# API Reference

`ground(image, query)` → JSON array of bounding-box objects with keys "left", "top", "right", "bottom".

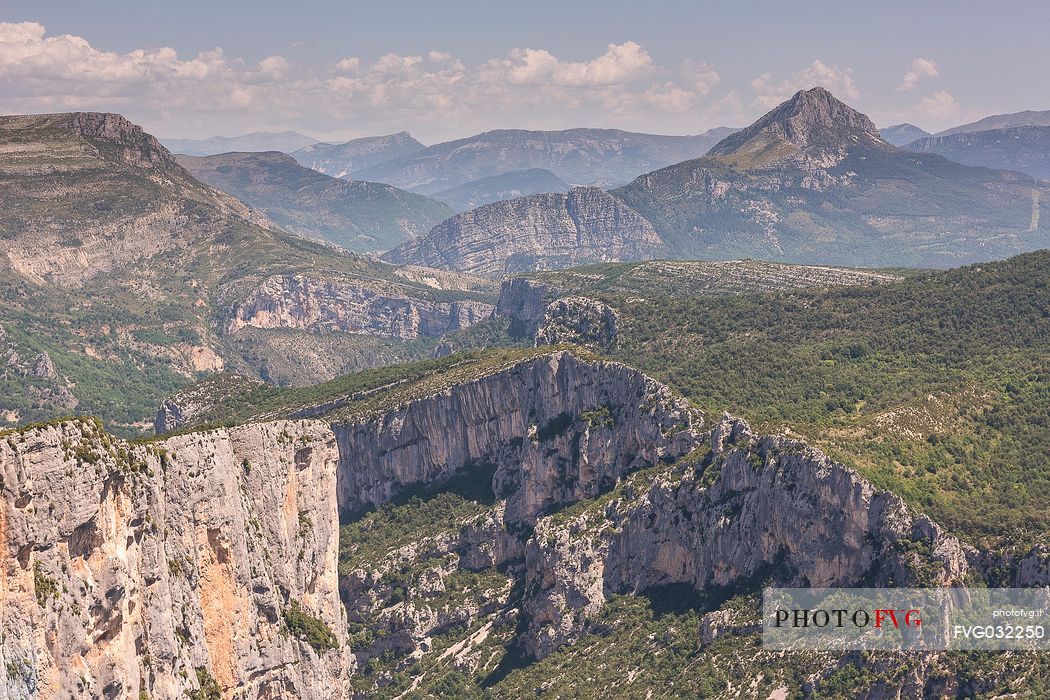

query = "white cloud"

[
  {"left": 681, "top": 59, "right": 720, "bottom": 96},
  {"left": 915, "top": 90, "right": 960, "bottom": 118},
  {"left": 751, "top": 60, "right": 860, "bottom": 108},
  {"left": 897, "top": 57, "right": 939, "bottom": 91},
  {"left": 0, "top": 22, "right": 737, "bottom": 140},
  {"left": 480, "top": 41, "right": 654, "bottom": 87}
]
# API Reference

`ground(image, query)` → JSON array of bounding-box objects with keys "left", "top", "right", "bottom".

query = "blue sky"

[{"left": 1, "top": 0, "right": 1046, "bottom": 142}]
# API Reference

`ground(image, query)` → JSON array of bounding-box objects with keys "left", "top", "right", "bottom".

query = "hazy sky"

[{"left": 1, "top": 0, "right": 1046, "bottom": 143}]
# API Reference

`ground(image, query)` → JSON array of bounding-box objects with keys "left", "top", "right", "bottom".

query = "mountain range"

[
  {"left": 0, "top": 112, "right": 495, "bottom": 430},
  {"left": 177, "top": 151, "right": 454, "bottom": 251},
  {"left": 385, "top": 88, "right": 1049, "bottom": 275},
  {"left": 2, "top": 100, "right": 1049, "bottom": 700},
  {"left": 433, "top": 167, "right": 571, "bottom": 211},
  {"left": 161, "top": 129, "right": 319, "bottom": 155},
  {"left": 352, "top": 126, "right": 738, "bottom": 194},
  {"left": 903, "top": 126, "right": 1050, "bottom": 180},
  {"left": 290, "top": 131, "right": 426, "bottom": 178},
  {"left": 936, "top": 108, "right": 1050, "bottom": 136}
]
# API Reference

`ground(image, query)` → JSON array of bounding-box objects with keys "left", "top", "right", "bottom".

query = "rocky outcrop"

[
  {"left": 707, "top": 86, "right": 891, "bottom": 171},
  {"left": 154, "top": 374, "right": 266, "bottom": 434},
  {"left": 535, "top": 296, "right": 619, "bottom": 351},
  {"left": 381, "top": 187, "right": 666, "bottom": 277},
  {"left": 494, "top": 278, "right": 560, "bottom": 338},
  {"left": 331, "top": 351, "right": 700, "bottom": 525},
  {"left": 0, "top": 418, "right": 350, "bottom": 699},
  {"left": 227, "top": 274, "right": 494, "bottom": 340},
  {"left": 7, "top": 112, "right": 178, "bottom": 170},
  {"left": 519, "top": 415, "right": 972, "bottom": 658}
]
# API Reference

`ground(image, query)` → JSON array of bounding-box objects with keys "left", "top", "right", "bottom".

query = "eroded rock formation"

[
  {"left": 381, "top": 187, "right": 666, "bottom": 277},
  {"left": 3, "top": 350, "right": 1043, "bottom": 696},
  {"left": 228, "top": 274, "right": 494, "bottom": 340},
  {"left": 0, "top": 418, "right": 350, "bottom": 699}
]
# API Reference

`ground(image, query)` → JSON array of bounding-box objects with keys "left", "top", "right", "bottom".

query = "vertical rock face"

[
  {"left": 0, "top": 418, "right": 350, "bottom": 699},
  {"left": 227, "top": 274, "right": 494, "bottom": 340},
  {"left": 332, "top": 351, "right": 700, "bottom": 526},
  {"left": 494, "top": 278, "right": 560, "bottom": 338},
  {"left": 4, "top": 350, "right": 1042, "bottom": 694},
  {"left": 381, "top": 187, "right": 666, "bottom": 277},
  {"left": 518, "top": 415, "right": 973, "bottom": 658}
]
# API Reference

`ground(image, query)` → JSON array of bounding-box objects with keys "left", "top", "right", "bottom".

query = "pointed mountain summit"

[
  {"left": 388, "top": 87, "right": 1048, "bottom": 274},
  {"left": 707, "top": 87, "right": 890, "bottom": 169}
]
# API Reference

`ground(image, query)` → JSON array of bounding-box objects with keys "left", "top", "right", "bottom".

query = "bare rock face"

[
  {"left": 28, "top": 353, "right": 57, "bottom": 380},
  {"left": 27, "top": 112, "right": 177, "bottom": 169},
  {"left": 228, "top": 274, "right": 494, "bottom": 340},
  {"left": 494, "top": 278, "right": 561, "bottom": 338},
  {"left": 381, "top": 187, "right": 666, "bottom": 277},
  {"left": 519, "top": 415, "right": 972, "bottom": 658},
  {"left": 332, "top": 351, "right": 700, "bottom": 526},
  {"left": 534, "top": 296, "right": 618, "bottom": 351},
  {"left": 0, "top": 418, "right": 351, "bottom": 699},
  {"left": 707, "top": 87, "right": 890, "bottom": 172}
]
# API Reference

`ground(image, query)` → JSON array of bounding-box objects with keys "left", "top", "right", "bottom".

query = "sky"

[{"left": 1, "top": 0, "right": 1047, "bottom": 144}]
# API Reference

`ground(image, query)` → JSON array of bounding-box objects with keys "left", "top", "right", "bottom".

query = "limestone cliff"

[
  {"left": 534, "top": 297, "right": 619, "bottom": 351},
  {"left": 331, "top": 351, "right": 699, "bottom": 525},
  {"left": 0, "top": 418, "right": 350, "bottom": 699},
  {"left": 381, "top": 187, "right": 665, "bottom": 277},
  {"left": 519, "top": 415, "right": 972, "bottom": 657},
  {"left": 3, "top": 350, "right": 1043, "bottom": 696},
  {"left": 493, "top": 278, "right": 560, "bottom": 338},
  {"left": 227, "top": 274, "right": 494, "bottom": 340}
]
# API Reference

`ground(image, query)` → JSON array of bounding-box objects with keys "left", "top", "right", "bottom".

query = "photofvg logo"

[{"left": 763, "top": 588, "right": 1049, "bottom": 651}]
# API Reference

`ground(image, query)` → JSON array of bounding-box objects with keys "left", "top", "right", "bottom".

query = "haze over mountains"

[
  {"left": 160, "top": 130, "right": 319, "bottom": 155},
  {"left": 386, "top": 88, "right": 1048, "bottom": 275},
  {"left": 903, "top": 126, "right": 1050, "bottom": 180},
  {"left": 353, "top": 127, "right": 738, "bottom": 193},
  {"left": 935, "top": 108, "right": 1050, "bottom": 136},
  {"left": 290, "top": 131, "right": 426, "bottom": 178},
  {"left": 433, "top": 168, "right": 571, "bottom": 211},
  {"left": 177, "top": 151, "right": 453, "bottom": 251},
  {"left": 879, "top": 123, "right": 932, "bottom": 146}
]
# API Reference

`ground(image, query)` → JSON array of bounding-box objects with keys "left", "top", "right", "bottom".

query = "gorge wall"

[
  {"left": 227, "top": 274, "right": 494, "bottom": 341},
  {"left": 2, "top": 350, "right": 1045, "bottom": 697},
  {"left": 0, "top": 418, "right": 350, "bottom": 699}
]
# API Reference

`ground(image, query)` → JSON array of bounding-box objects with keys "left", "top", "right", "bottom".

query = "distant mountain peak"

[
  {"left": 708, "top": 87, "right": 887, "bottom": 168},
  {"left": 879, "top": 123, "right": 933, "bottom": 146}
]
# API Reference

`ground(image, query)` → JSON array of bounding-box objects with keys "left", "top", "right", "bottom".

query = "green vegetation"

[
  {"left": 178, "top": 151, "right": 454, "bottom": 252},
  {"left": 340, "top": 462, "right": 497, "bottom": 573},
  {"left": 33, "top": 561, "right": 59, "bottom": 607},
  {"left": 0, "top": 119, "right": 497, "bottom": 436},
  {"left": 188, "top": 667, "right": 221, "bottom": 700},
  {"left": 282, "top": 600, "right": 338, "bottom": 652},
  {"left": 578, "top": 251, "right": 1049, "bottom": 549}
]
